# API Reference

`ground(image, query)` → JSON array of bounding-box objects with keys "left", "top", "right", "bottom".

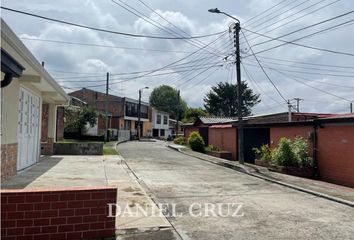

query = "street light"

[
  {"left": 138, "top": 87, "right": 149, "bottom": 140},
  {"left": 208, "top": 8, "right": 244, "bottom": 164}
]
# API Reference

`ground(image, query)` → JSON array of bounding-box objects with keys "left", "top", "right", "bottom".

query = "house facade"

[
  {"left": 66, "top": 88, "right": 151, "bottom": 137},
  {"left": 152, "top": 108, "right": 170, "bottom": 138},
  {"left": 1, "top": 20, "right": 69, "bottom": 181}
]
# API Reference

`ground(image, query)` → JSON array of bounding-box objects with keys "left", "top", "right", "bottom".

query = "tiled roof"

[{"left": 199, "top": 117, "right": 237, "bottom": 124}]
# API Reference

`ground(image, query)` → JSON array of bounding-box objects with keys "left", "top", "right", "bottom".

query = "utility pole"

[
  {"left": 234, "top": 22, "right": 244, "bottom": 164},
  {"left": 208, "top": 8, "right": 243, "bottom": 164},
  {"left": 287, "top": 100, "right": 292, "bottom": 122},
  {"left": 176, "top": 90, "right": 180, "bottom": 137},
  {"left": 137, "top": 87, "right": 149, "bottom": 141},
  {"left": 104, "top": 72, "right": 109, "bottom": 143},
  {"left": 293, "top": 98, "right": 303, "bottom": 112},
  {"left": 138, "top": 89, "right": 142, "bottom": 141},
  {"left": 350, "top": 102, "right": 353, "bottom": 113}
]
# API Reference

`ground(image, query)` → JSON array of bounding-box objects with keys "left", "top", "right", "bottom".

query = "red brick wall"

[
  {"left": 56, "top": 107, "right": 64, "bottom": 141},
  {"left": 1, "top": 143, "right": 18, "bottom": 182},
  {"left": 184, "top": 126, "right": 199, "bottom": 139},
  {"left": 209, "top": 127, "right": 237, "bottom": 160},
  {"left": 1, "top": 186, "right": 117, "bottom": 240},
  {"left": 69, "top": 89, "right": 124, "bottom": 117},
  {"left": 270, "top": 125, "right": 313, "bottom": 149},
  {"left": 41, "top": 104, "right": 49, "bottom": 142},
  {"left": 317, "top": 125, "right": 354, "bottom": 187}
]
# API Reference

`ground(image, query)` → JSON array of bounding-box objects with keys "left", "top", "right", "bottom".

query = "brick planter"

[
  {"left": 255, "top": 159, "right": 270, "bottom": 167},
  {"left": 206, "top": 151, "right": 233, "bottom": 161},
  {"left": 1, "top": 186, "right": 117, "bottom": 239},
  {"left": 270, "top": 166, "right": 313, "bottom": 178}
]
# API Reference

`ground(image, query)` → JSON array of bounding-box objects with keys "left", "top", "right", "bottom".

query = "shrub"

[
  {"left": 253, "top": 144, "right": 272, "bottom": 162},
  {"left": 272, "top": 138, "right": 296, "bottom": 167},
  {"left": 188, "top": 131, "right": 205, "bottom": 153},
  {"left": 205, "top": 144, "right": 222, "bottom": 152},
  {"left": 173, "top": 136, "right": 187, "bottom": 145},
  {"left": 293, "top": 137, "right": 313, "bottom": 167}
]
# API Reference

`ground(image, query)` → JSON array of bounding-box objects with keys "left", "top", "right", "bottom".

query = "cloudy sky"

[{"left": 1, "top": 0, "right": 354, "bottom": 115}]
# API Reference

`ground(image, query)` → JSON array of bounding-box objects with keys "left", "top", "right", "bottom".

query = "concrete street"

[{"left": 118, "top": 140, "right": 354, "bottom": 240}]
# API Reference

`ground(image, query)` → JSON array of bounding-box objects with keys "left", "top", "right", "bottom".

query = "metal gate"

[{"left": 244, "top": 128, "right": 270, "bottom": 164}]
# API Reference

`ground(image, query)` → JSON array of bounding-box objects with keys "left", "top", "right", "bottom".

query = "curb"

[{"left": 168, "top": 145, "right": 354, "bottom": 208}]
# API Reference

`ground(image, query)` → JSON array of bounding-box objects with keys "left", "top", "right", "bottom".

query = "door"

[
  {"left": 244, "top": 128, "right": 270, "bottom": 164},
  {"left": 17, "top": 87, "right": 40, "bottom": 170},
  {"left": 199, "top": 127, "right": 209, "bottom": 146}
]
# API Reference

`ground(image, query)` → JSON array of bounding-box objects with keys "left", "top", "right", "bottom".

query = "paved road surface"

[{"left": 118, "top": 141, "right": 354, "bottom": 240}]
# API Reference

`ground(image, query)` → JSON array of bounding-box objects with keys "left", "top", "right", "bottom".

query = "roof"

[
  {"left": 198, "top": 117, "right": 237, "bottom": 125},
  {"left": 1, "top": 19, "right": 69, "bottom": 104},
  {"left": 210, "top": 124, "right": 233, "bottom": 129}
]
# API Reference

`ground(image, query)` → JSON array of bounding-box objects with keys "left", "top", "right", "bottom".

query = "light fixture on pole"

[
  {"left": 208, "top": 8, "right": 244, "bottom": 164},
  {"left": 138, "top": 87, "right": 149, "bottom": 141}
]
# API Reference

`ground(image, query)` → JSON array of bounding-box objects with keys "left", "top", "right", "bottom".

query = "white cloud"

[{"left": 2, "top": 0, "right": 353, "bottom": 114}]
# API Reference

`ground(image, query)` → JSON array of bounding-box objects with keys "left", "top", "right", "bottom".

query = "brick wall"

[
  {"left": 1, "top": 143, "right": 18, "bottom": 182},
  {"left": 69, "top": 88, "right": 124, "bottom": 117},
  {"left": 270, "top": 125, "right": 313, "bottom": 149},
  {"left": 56, "top": 107, "right": 64, "bottom": 141},
  {"left": 209, "top": 127, "right": 237, "bottom": 160},
  {"left": 317, "top": 125, "right": 354, "bottom": 187},
  {"left": 41, "top": 138, "right": 54, "bottom": 156},
  {"left": 1, "top": 186, "right": 117, "bottom": 240},
  {"left": 41, "top": 104, "right": 49, "bottom": 142},
  {"left": 184, "top": 126, "right": 199, "bottom": 139}
]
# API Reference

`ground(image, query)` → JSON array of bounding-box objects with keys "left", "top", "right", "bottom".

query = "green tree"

[
  {"left": 64, "top": 106, "right": 99, "bottom": 134},
  {"left": 183, "top": 107, "right": 208, "bottom": 123},
  {"left": 203, "top": 81, "right": 260, "bottom": 117},
  {"left": 149, "top": 85, "right": 187, "bottom": 119}
]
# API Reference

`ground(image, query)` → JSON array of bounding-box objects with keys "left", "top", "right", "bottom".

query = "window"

[
  {"left": 160, "top": 129, "right": 165, "bottom": 136},
  {"left": 163, "top": 116, "right": 168, "bottom": 125},
  {"left": 156, "top": 114, "right": 161, "bottom": 124}
]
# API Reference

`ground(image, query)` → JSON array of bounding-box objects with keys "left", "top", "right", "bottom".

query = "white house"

[
  {"left": 1, "top": 19, "right": 69, "bottom": 181},
  {"left": 151, "top": 108, "right": 170, "bottom": 138}
]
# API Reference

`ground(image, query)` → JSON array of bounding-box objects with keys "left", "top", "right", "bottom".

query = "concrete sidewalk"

[
  {"left": 168, "top": 144, "right": 354, "bottom": 207},
  {"left": 1, "top": 155, "right": 170, "bottom": 235}
]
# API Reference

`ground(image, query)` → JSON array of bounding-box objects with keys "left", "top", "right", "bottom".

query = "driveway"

[{"left": 118, "top": 140, "right": 354, "bottom": 240}]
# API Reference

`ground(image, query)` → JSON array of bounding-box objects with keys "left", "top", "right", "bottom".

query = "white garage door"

[{"left": 17, "top": 87, "right": 41, "bottom": 170}]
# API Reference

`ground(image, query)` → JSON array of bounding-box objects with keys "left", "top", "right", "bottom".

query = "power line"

[
  {"left": 243, "top": 19, "right": 354, "bottom": 57},
  {"left": 1, "top": 6, "right": 226, "bottom": 40},
  {"left": 56, "top": 63, "right": 223, "bottom": 83},
  {"left": 242, "top": 61, "right": 354, "bottom": 78},
  {"left": 179, "top": 65, "right": 223, "bottom": 87},
  {"left": 249, "top": 10, "right": 354, "bottom": 47},
  {"left": 245, "top": 58, "right": 354, "bottom": 74},
  {"left": 244, "top": 0, "right": 310, "bottom": 30},
  {"left": 241, "top": 62, "right": 285, "bottom": 106},
  {"left": 256, "top": 56, "right": 354, "bottom": 69},
  {"left": 84, "top": 32, "right": 229, "bottom": 87},
  {"left": 269, "top": 67, "right": 352, "bottom": 102},
  {"left": 243, "top": 0, "right": 290, "bottom": 25},
  {"left": 241, "top": 30, "right": 288, "bottom": 102},
  {"left": 20, "top": 37, "right": 224, "bottom": 54},
  {"left": 245, "top": 0, "right": 341, "bottom": 43},
  {"left": 136, "top": 0, "right": 224, "bottom": 55}
]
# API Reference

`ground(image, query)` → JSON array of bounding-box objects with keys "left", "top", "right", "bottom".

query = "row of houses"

[
  {"left": 56, "top": 88, "right": 183, "bottom": 141},
  {"left": 184, "top": 112, "right": 354, "bottom": 187}
]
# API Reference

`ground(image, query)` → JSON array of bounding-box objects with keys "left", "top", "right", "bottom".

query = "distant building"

[
  {"left": 63, "top": 88, "right": 152, "bottom": 137},
  {"left": 151, "top": 108, "right": 170, "bottom": 138}
]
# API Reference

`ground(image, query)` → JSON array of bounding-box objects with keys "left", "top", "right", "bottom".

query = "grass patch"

[
  {"left": 103, "top": 142, "right": 119, "bottom": 155},
  {"left": 103, "top": 147, "right": 118, "bottom": 155}
]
